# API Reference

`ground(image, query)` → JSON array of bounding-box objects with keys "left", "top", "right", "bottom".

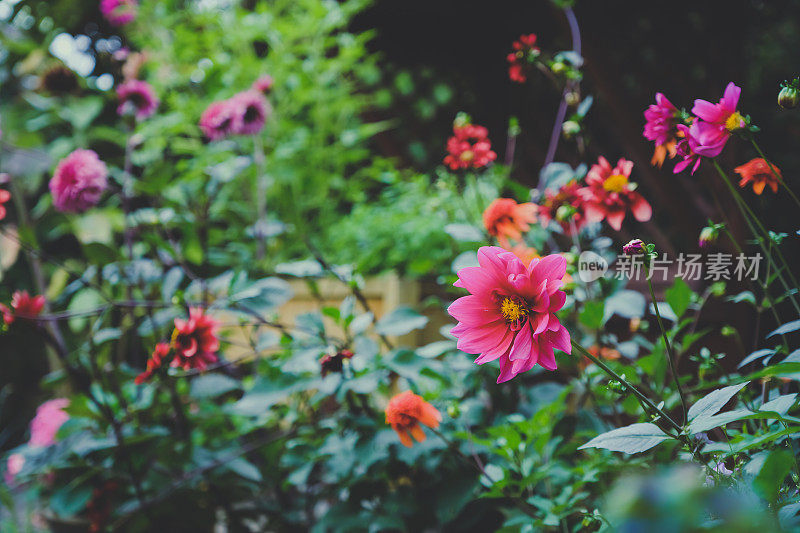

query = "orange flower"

[
  {"left": 385, "top": 391, "right": 441, "bottom": 447},
  {"left": 483, "top": 198, "right": 537, "bottom": 248},
  {"left": 579, "top": 345, "right": 621, "bottom": 370},
  {"left": 734, "top": 158, "right": 781, "bottom": 195}
]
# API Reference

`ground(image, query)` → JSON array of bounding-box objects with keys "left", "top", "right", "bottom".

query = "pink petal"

[
  {"left": 531, "top": 312, "right": 549, "bottom": 335},
  {"left": 448, "top": 295, "right": 499, "bottom": 325},
  {"left": 549, "top": 290, "right": 566, "bottom": 312},
  {"left": 549, "top": 326, "right": 571, "bottom": 353},
  {"left": 607, "top": 211, "right": 625, "bottom": 231},
  {"left": 474, "top": 328, "right": 515, "bottom": 364},
  {"left": 507, "top": 320, "right": 533, "bottom": 361},
  {"left": 631, "top": 194, "right": 652, "bottom": 222},
  {"left": 533, "top": 254, "right": 567, "bottom": 283},
  {"left": 455, "top": 321, "right": 508, "bottom": 353},
  {"left": 692, "top": 99, "right": 722, "bottom": 123}
]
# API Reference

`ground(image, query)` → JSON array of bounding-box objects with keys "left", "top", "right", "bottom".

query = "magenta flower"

[
  {"left": 4, "top": 453, "right": 24, "bottom": 485},
  {"left": 199, "top": 100, "right": 236, "bottom": 141},
  {"left": 673, "top": 124, "right": 703, "bottom": 174},
  {"left": 100, "top": 0, "right": 138, "bottom": 26},
  {"left": 116, "top": 79, "right": 159, "bottom": 120},
  {"left": 230, "top": 90, "right": 271, "bottom": 136},
  {"left": 690, "top": 82, "right": 744, "bottom": 157},
  {"left": 49, "top": 149, "right": 108, "bottom": 213},
  {"left": 252, "top": 75, "right": 274, "bottom": 94},
  {"left": 643, "top": 93, "right": 678, "bottom": 146},
  {"left": 29, "top": 398, "right": 69, "bottom": 447},
  {"left": 448, "top": 246, "right": 571, "bottom": 383}
]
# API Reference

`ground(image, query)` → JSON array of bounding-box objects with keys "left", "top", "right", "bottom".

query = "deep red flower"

[
  {"left": 320, "top": 349, "right": 354, "bottom": 377},
  {"left": 135, "top": 342, "right": 171, "bottom": 384},
  {"left": 170, "top": 308, "right": 220, "bottom": 371},
  {"left": 0, "top": 291, "right": 45, "bottom": 325},
  {"left": 385, "top": 391, "right": 441, "bottom": 447},
  {"left": 0, "top": 188, "right": 10, "bottom": 221},
  {"left": 580, "top": 157, "right": 652, "bottom": 231},
  {"left": 483, "top": 198, "right": 537, "bottom": 248},
  {"left": 506, "top": 33, "right": 540, "bottom": 83},
  {"left": 444, "top": 123, "right": 497, "bottom": 170},
  {"left": 537, "top": 180, "right": 588, "bottom": 235},
  {"left": 734, "top": 158, "right": 781, "bottom": 195}
]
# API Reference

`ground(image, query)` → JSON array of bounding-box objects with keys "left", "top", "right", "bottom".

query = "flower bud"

[
  {"left": 698, "top": 226, "right": 718, "bottom": 248},
  {"left": 561, "top": 120, "right": 580, "bottom": 138},
  {"left": 778, "top": 86, "right": 800, "bottom": 109},
  {"left": 556, "top": 204, "right": 576, "bottom": 222},
  {"left": 622, "top": 238, "right": 646, "bottom": 255}
]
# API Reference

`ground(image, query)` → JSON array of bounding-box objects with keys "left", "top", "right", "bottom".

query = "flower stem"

[
  {"left": 712, "top": 160, "right": 800, "bottom": 315},
  {"left": 572, "top": 339, "right": 683, "bottom": 434},
  {"left": 645, "top": 272, "right": 688, "bottom": 424}
]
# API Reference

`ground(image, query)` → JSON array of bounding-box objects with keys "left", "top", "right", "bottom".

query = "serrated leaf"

[
  {"left": 578, "top": 423, "right": 671, "bottom": 454},
  {"left": 688, "top": 382, "right": 749, "bottom": 421}
]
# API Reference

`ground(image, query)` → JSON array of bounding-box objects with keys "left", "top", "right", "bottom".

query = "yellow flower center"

[
  {"left": 460, "top": 150, "right": 474, "bottom": 162},
  {"left": 603, "top": 174, "right": 628, "bottom": 193},
  {"left": 500, "top": 297, "right": 528, "bottom": 323},
  {"left": 725, "top": 111, "right": 743, "bottom": 132}
]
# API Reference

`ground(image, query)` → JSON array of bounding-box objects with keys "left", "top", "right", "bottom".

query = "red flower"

[
  {"left": 0, "top": 291, "right": 45, "bottom": 325},
  {"left": 506, "top": 34, "right": 540, "bottom": 83},
  {"left": 135, "top": 342, "right": 171, "bottom": 384},
  {"left": 537, "top": 180, "right": 588, "bottom": 235},
  {"left": 444, "top": 123, "right": 497, "bottom": 170},
  {"left": 483, "top": 198, "right": 537, "bottom": 248},
  {"left": 385, "top": 391, "right": 441, "bottom": 447},
  {"left": 170, "top": 308, "right": 220, "bottom": 371},
  {"left": 734, "top": 158, "right": 781, "bottom": 195},
  {"left": 0, "top": 188, "right": 10, "bottom": 221},
  {"left": 580, "top": 157, "right": 652, "bottom": 231},
  {"left": 320, "top": 349, "right": 354, "bottom": 377}
]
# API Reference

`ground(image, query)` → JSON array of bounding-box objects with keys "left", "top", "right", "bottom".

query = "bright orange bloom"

[
  {"left": 385, "top": 391, "right": 441, "bottom": 447},
  {"left": 734, "top": 158, "right": 781, "bottom": 195},
  {"left": 483, "top": 198, "right": 537, "bottom": 248}
]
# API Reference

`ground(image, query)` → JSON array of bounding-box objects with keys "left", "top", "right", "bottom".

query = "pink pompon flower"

[
  {"left": 49, "top": 149, "right": 108, "bottom": 213},
  {"left": 444, "top": 123, "right": 497, "bottom": 170},
  {"left": 29, "top": 399, "right": 69, "bottom": 447},
  {"left": 100, "top": 0, "right": 138, "bottom": 26},
  {"left": 0, "top": 291, "right": 45, "bottom": 325},
  {"left": 580, "top": 157, "right": 652, "bottom": 231},
  {"left": 449, "top": 246, "right": 571, "bottom": 383},
  {"left": 116, "top": 79, "right": 159, "bottom": 120},
  {"left": 5, "top": 453, "right": 24, "bottom": 485},
  {"left": 170, "top": 307, "right": 220, "bottom": 372},
  {"left": 230, "top": 90, "right": 271, "bottom": 135},
  {"left": 199, "top": 100, "right": 237, "bottom": 141},
  {"left": 252, "top": 75, "right": 274, "bottom": 94}
]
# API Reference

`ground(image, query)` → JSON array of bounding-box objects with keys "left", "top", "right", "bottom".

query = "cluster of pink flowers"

[
  {"left": 49, "top": 149, "right": 109, "bottom": 213},
  {"left": 0, "top": 291, "right": 45, "bottom": 325},
  {"left": 507, "top": 34, "right": 540, "bottom": 83},
  {"left": 643, "top": 82, "right": 745, "bottom": 175},
  {"left": 443, "top": 122, "right": 497, "bottom": 170},
  {"left": 199, "top": 79, "right": 273, "bottom": 141},
  {"left": 100, "top": 0, "right": 138, "bottom": 26},
  {"left": 116, "top": 79, "right": 159, "bottom": 120},
  {"left": 448, "top": 246, "right": 571, "bottom": 383},
  {"left": 0, "top": 186, "right": 10, "bottom": 221},
  {"left": 537, "top": 157, "right": 651, "bottom": 233},
  {"left": 5, "top": 398, "right": 70, "bottom": 485}
]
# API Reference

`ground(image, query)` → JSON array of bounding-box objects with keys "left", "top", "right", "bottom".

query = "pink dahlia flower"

[
  {"left": 449, "top": 246, "right": 571, "bottom": 383},
  {"left": 230, "top": 90, "right": 271, "bottom": 136},
  {"left": 116, "top": 79, "right": 159, "bottom": 120},
  {"left": 199, "top": 100, "right": 237, "bottom": 141},
  {"left": 100, "top": 0, "right": 138, "bottom": 26},
  {"left": 689, "top": 82, "right": 743, "bottom": 157},
  {"left": 580, "top": 156, "right": 652, "bottom": 231},
  {"left": 643, "top": 93, "right": 678, "bottom": 147},
  {"left": 49, "top": 149, "right": 108, "bottom": 213},
  {"left": 5, "top": 453, "right": 24, "bottom": 485},
  {"left": 252, "top": 75, "right": 274, "bottom": 94},
  {"left": 29, "top": 398, "right": 69, "bottom": 447}
]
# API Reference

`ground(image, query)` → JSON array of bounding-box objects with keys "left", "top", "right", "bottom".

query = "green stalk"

[
  {"left": 572, "top": 340, "right": 683, "bottom": 434},
  {"left": 644, "top": 270, "right": 688, "bottom": 424}
]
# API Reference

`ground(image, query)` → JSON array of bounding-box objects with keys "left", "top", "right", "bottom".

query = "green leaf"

[
  {"left": 191, "top": 374, "right": 242, "bottom": 399},
  {"left": 665, "top": 278, "right": 692, "bottom": 318},
  {"left": 753, "top": 449, "right": 793, "bottom": 503},
  {"left": 738, "top": 349, "right": 775, "bottom": 368},
  {"left": 375, "top": 307, "right": 428, "bottom": 336},
  {"left": 688, "top": 408, "right": 753, "bottom": 433},
  {"left": 579, "top": 301, "right": 605, "bottom": 329},
  {"left": 50, "top": 481, "right": 93, "bottom": 517},
  {"left": 760, "top": 394, "right": 798, "bottom": 416},
  {"left": 224, "top": 457, "right": 263, "bottom": 483},
  {"left": 726, "top": 290, "right": 756, "bottom": 306},
  {"left": 578, "top": 423, "right": 671, "bottom": 454},
  {"left": 769, "top": 319, "right": 800, "bottom": 338},
  {"left": 688, "top": 382, "right": 749, "bottom": 421}
]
